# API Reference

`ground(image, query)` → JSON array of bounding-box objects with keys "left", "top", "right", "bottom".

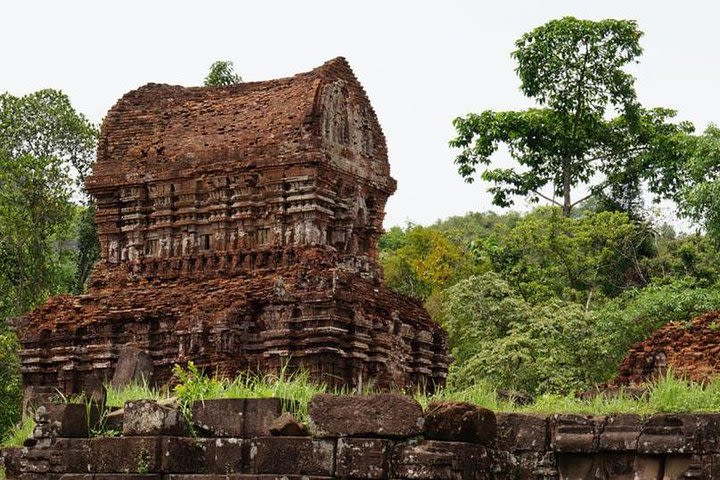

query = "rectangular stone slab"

[
  {"left": 191, "top": 398, "right": 284, "bottom": 438},
  {"left": 244, "top": 437, "right": 335, "bottom": 476}
]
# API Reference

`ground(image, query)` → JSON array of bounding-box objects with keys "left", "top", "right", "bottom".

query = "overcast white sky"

[{"left": 2, "top": 1, "right": 718, "bottom": 227}]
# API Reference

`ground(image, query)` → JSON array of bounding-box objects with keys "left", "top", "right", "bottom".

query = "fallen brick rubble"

[{"left": 616, "top": 310, "right": 720, "bottom": 385}]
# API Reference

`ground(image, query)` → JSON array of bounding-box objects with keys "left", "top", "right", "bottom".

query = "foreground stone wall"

[
  {"left": 4, "top": 395, "right": 720, "bottom": 479},
  {"left": 495, "top": 412, "right": 720, "bottom": 478},
  {"left": 1, "top": 395, "right": 496, "bottom": 480}
]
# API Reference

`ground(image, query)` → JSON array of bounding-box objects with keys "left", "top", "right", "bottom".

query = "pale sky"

[{"left": 2, "top": 1, "right": 718, "bottom": 227}]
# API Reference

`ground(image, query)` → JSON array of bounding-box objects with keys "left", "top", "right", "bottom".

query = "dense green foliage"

[
  {"left": 0, "top": 326, "right": 21, "bottom": 442},
  {"left": 204, "top": 60, "right": 242, "bottom": 86},
  {"left": 676, "top": 125, "right": 720, "bottom": 242},
  {"left": 450, "top": 17, "right": 693, "bottom": 216},
  {"left": 379, "top": 207, "right": 720, "bottom": 395},
  {"left": 0, "top": 89, "right": 98, "bottom": 441},
  {"left": 0, "top": 90, "right": 98, "bottom": 317}
]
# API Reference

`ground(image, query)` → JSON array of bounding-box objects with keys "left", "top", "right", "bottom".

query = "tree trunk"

[{"left": 562, "top": 159, "right": 572, "bottom": 216}]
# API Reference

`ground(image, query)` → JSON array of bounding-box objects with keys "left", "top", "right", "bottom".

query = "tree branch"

[
  {"left": 570, "top": 192, "right": 595, "bottom": 209},
  {"left": 532, "top": 189, "right": 563, "bottom": 206}
]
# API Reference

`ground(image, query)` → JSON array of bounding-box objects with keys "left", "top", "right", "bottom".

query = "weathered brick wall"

[
  {"left": 616, "top": 310, "right": 720, "bottom": 385},
  {"left": 14, "top": 58, "right": 450, "bottom": 396}
]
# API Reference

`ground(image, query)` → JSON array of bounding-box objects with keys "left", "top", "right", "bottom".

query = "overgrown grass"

[
  {"left": 546, "top": 372, "right": 720, "bottom": 415},
  {"left": 105, "top": 378, "right": 169, "bottom": 408},
  {"left": 106, "top": 367, "right": 720, "bottom": 418},
  {"left": 1, "top": 415, "right": 34, "bottom": 448},
  {"left": 7, "top": 368, "right": 720, "bottom": 447},
  {"left": 423, "top": 371, "right": 720, "bottom": 416},
  {"left": 172, "top": 362, "right": 330, "bottom": 421}
]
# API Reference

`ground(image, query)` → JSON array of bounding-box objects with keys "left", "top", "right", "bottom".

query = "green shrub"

[
  {"left": 0, "top": 329, "right": 21, "bottom": 442},
  {"left": 439, "top": 274, "right": 608, "bottom": 394},
  {"left": 1, "top": 415, "right": 34, "bottom": 448}
]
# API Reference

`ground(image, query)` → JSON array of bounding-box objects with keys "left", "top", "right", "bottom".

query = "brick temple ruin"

[
  {"left": 616, "top": 309, "right": 720, "bottom": 385},
  {"left": 14, "top": 57, "right": 450, "bottom": 395}
]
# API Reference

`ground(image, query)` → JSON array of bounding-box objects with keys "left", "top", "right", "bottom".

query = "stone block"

[
  {"left": 592, "top": 453, "right": 640, "bottom": 480},
  {"left": 556, "top": 453, "right": 596, "bottom": 479},
  {"left": 191, "top": 399, "right": 283, "bottom": 438},
  {"left": 495, "top": 413, "right": 548, "bottom": 452},
  {"left": 111, "top": 346, "right": 154, "bottom": 390},
  {"left": 123, "top": 400, "right": 188, "bottom": 437},
  {"left": 599, "top": 414, "right": 642, "bottom": 451},
  {"left": 501, "top": 451, "right": 557, "bottom": 480},
  {"left": 696, "top": 414, "right": 720, "bottom": 453},
  {"left": 39, "top": 404, "right": 101, "bottom": 438},
  {"left": 89, "top": 437, "right": 201, "bottom": 473},
  {"left": 424, "top": 401, "right": 496, "bottom": 445},
  {"left": 90, "top": 437, "right": 160, "bottom": 473},
  {"left": 196, "top": 437, "right": 244, "bottom": 474},
  {"left": 308, "top": 394, "right": 424, "bottom": 438},
  {"left": 662, "top": 455, "right": 694, "bottom": 479},
  {"left": 269, "top": 412, "right": 307, "bottom": 436},
  {"left": 165, "top": 476, "right": 332, "bottom": 480},
  {"left": 60, "top": 476, "right": 161, "bottom": 480},
  {"left": 158, "top": 437, "right": 204, "bottom": 474},
  {"left": 1, "top": 447, "right": 23, "bottom": 478},
  {"left": 700, "top": 453, "right": 720, "bottom": 478},
  {"left": 50, "top": 438, "right": 91, "bottom": 474},
  {"left": 336, "top": 438, "right": 394, "bottom": 479},
  {"left": 245, "top": 437, "right": 335, "bottom": 476},
  {"left": 550, "top": 414, "right": 604, "bottom": 453},
  {"left": 392, "top": 440, "right": 492, "bottom": 480},
  {"left": 638, "top": 414, "right": 691, "bottom": 454}
]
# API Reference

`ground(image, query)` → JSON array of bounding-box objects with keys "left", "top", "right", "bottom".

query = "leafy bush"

[
  {"left": 439, "top": 273, "right": 608, "bottom": 394},
  {"left": 380, "top": 224, "right": 480, "bottom": 300},
  {"left": 0, "top": 329, "right": 21, "bottom": 442}
]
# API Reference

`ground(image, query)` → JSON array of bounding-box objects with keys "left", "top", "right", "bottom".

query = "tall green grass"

[
  {"left": 6, "top": 367, "right": 720, "bottom": 448},
  {"left": 1, "top": 415, "right": 34, "bottom": 448},
  {"left": 105, "top": 378, "right": 169, "bottom": 408},
  {"left": 172, "top": 362, "right": 330, "bottom": 421},
  {"left": 101, "top": 368, "right": 720, "bottom": 417},
  {"left": 423, "top": 371, "right": 720, "bottom": 416}
]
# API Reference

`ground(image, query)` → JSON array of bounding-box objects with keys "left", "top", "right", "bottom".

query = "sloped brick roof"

[{"left": 90, "top": 57, "right": 389, "bottom": 183}]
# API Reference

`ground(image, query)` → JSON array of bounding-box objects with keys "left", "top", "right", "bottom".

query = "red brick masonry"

[{"left": 14, "top": 58, "right": 449, "bottom": 395}]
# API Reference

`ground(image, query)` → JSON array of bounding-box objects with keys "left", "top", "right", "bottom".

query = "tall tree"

[
  {"left": 675, "top": 125, "right": 720, "bottom": 241},
  {"left": 204, "top": 60, "right": 242, "bottom": 86},
  {"left": 450, "top": 17, "right": 692, "bottom": 216},
  {"left": 0, "top": 90, "right": 98, "bottom": 316}
]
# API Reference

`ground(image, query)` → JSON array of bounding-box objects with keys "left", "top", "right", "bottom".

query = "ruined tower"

[{"left": 16, "top": 58, "right": 450, "bottom": 394}]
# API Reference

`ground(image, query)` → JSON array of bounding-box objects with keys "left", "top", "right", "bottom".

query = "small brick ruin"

[
  {"left": 13, "top": 57, "right": 450, "bottom": 395},
  {"left": 615, "top": 310, "right": 720, "bottom": 385},
  {"left": 3, "top": 394, "right": 719, "bottom": 479}
]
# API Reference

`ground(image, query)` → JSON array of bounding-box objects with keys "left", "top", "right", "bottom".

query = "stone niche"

[{"left": 14, "top": 57, "right": 450, "bottom": 395}]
